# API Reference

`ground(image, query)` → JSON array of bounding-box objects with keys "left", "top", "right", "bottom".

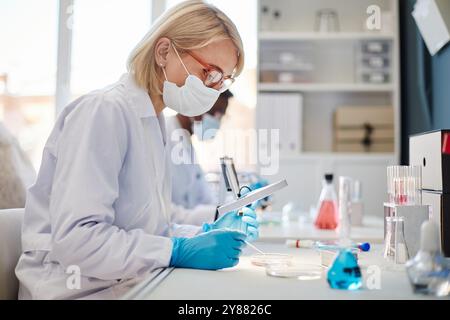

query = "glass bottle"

[
  {"left": 314, "top": 174, "right": 339, "bottom": 230},
  {"left": 406, "top": 220, "right": 450, "bottom": 296},
  {"left": 272, "top": 9, "right": 282, "bottom": 31},
  {"left": 260, "top": 5, "right": 271, "bottom": 31},
  {"left": 315, "top": 9, "right": 340, "bottom": 33}
]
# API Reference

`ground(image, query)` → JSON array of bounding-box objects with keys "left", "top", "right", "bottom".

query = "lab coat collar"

[{"left": 120, "top": 73, "right": 156, "bottom": 119}]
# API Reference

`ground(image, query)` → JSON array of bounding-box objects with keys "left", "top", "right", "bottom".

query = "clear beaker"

[
  {"left": 384, "top": 216, "right": 409, "bottom": 264},
  {"left": 315, "top": 9, "right": 340, "bottom": 33},
  {"left": 314, "top": 174, "right": 339, "bottom": 230}
]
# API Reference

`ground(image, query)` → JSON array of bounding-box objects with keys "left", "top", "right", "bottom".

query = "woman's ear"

[{"left": 155, "top": 37, "right": 171, "bottom": 67}]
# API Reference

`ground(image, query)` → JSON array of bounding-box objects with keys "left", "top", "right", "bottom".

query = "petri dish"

[
  {"left": 250, "top": 253, "right": 293, "bottom": 267},
  {"left": 266, "top": 264, "right": 324, "bottom": 280}
]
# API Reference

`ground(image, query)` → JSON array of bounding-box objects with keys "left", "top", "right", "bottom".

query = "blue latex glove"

[
  {"left": 247, "top": 179, "right": 271, "bottom": 210},
  {"left": 240, "top": 187, "right": 261, "bottom": 211},
  {"left": 169, "top": 229, "right": 246, "bottom": 270},
  {"left": 203, "top": 207, "right": 259, "bottom": 242}
]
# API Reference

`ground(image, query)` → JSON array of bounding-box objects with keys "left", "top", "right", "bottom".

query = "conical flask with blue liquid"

[{"left": 327, "top": 249, "right": 362, "bottom": 290}]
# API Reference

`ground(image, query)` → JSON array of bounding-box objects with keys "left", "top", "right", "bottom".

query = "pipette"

[
  {"left": 247, "top": 242, "right": 295, "bottom": 267},
  {"left": 245, "top": 241, "right": 265, "bottom": 255}
]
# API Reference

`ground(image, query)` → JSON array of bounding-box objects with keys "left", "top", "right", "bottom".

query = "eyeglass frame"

[{"left": 172, "top": 43, "right": 236, "bottom": 91}]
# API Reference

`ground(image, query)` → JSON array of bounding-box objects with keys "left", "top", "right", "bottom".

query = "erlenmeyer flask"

[
  {"left": 383, "top": 216, "right": 395, "bottom": 260},
  {"left": 314, "top": 174, "right": 339, "bottom": 230},
  {"left": 394, "top": 216, "right": 409, "bottom": 264},
  {"left": 327, "top": 249, "right": 362, "bottom": 290},
  {"left": 384, "top": 216, "right": 410, "bottom": 264}
]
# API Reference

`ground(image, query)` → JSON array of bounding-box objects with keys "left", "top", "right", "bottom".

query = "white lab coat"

[
  {"left": 166, "top": 116, "right": 217, "bottom": 225},
  {"left": 15, "top": 74, "right": 200, "bottom": 300}
]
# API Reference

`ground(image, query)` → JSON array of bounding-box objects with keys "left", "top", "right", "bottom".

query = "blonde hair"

[{"left": 127, "top": 0, "right": 244, "bottom": 96}]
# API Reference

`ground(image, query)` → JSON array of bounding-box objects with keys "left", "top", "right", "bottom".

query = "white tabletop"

[{"left": 127, "top": 241, "right": 445, "bottom": 300}]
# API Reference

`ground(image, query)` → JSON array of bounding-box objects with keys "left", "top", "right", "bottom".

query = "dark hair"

[{"left": 220, "top": 89, "right": 234, "bottom": 100}]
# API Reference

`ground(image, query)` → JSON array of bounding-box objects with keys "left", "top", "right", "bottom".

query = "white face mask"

[{"left": 162, "top": 44, "right": 220, "bottom": 117}]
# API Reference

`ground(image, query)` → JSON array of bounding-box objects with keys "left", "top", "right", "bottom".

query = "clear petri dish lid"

[
  {"left": 250, "top": 253, "right": 294, "bottom": 267},
  {"left": 266, "top": 264, "right": 324, "bottom": 280}
]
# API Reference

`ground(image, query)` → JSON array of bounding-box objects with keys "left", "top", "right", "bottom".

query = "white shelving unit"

[
  {"left": 259, "top": 83, "right": 395, "bottom": 92},
  {"left": 256, "top": 0, "right": 400, "bottom": 217},
  {"left": 259, "top": 31, "right": 396, "bottom": 41}
]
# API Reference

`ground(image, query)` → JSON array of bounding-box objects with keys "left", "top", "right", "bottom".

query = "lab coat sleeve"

[
  {"left": 49, "top": 94, "right": 173, "bottom": 281},
  {"left": 170, "top": 222, "right": 202, "bottom": 238},
  {"left": 170, "top": 203, "right": 217, "bottom": 226},
  {"left": 197, "top": 175, "right": 215, "bottom": 206}
]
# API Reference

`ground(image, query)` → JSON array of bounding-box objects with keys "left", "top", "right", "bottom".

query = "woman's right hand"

[{"left": 169, "top": 229, "right": 246, "bottom": 270}]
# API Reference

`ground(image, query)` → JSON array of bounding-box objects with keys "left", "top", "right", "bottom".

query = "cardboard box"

[
  {"left": 334, "top": 106, "right": 394, "bottom": 153},
  {"left": 335, "top": 128, "right": 394, "bottom": 141},
  {"left": 334, "top": 142, "right": 394, "bottom": 153},
  {"left": 334, "top": 106, "right": 394, "bottom": 128}
]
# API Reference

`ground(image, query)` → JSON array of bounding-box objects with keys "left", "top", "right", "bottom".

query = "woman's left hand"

[{"left": 202, "top": 207, "right": 259, "bottom": 242}]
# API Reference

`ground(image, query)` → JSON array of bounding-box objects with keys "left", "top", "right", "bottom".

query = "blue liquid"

[{"left": 327, "top": 249, "right": 362, "bottom": 290}]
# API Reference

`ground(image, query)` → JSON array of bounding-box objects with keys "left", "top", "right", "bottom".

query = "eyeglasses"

[
  {"left": 185, "top": 51, "right": 235, "bottom": 91},
  {"left": 172, "top": 44, "right": 236, "bottom": 92}
]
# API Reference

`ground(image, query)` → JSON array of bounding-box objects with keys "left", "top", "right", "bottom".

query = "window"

[
  {"left": 0, "top": 0, "right": 58, "bottom": 168},
  {"left": 0, "top": 0, "right": 256, "bottom": 171},
  {"left": 70, "top": 0, "right": 152, "bottom": 96}
]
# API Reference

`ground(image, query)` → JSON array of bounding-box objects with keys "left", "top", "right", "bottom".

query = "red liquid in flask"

[
  {"left": 314, "top": 173, "right": 339, "bottom": 230},
  {"left": 314, "top": 200, "right": 339, "bottom": 230}
]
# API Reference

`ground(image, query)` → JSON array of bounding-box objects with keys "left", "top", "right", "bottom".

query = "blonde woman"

[{"left": 16, "top": 0, "right": 258, "bottom": 300}]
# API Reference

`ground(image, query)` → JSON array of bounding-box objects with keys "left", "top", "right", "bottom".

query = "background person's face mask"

[
  {"left": 162, "top": 44, "right": 220, "bottom": 117},
  {"left": 193, "top": 113, "right": 221, "bottom": 141}
]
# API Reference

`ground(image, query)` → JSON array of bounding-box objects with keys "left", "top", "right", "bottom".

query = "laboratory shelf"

[
  {"left": 256, "top": 0, "right": 401, "bottom": 217},
  {"left": 258, "top": 82, "right": 395, "bottom": 92},
  {"left": 259, "top": 31, "right": 396, "bottom": 41},
  {"left": 279, "top": 153, "right": 396, "bottom": 162},
  {"left": 280, "top": 152, "right": 397, "bottom": 167}
]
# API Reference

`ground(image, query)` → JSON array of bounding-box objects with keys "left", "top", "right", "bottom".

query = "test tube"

[
  {"left": 408, "top": 166, "right": 422, "bottom": 205},
  {"left": 237, "top": 209, "right": 247, "bottom": 233},
  {"left": 387, "top": 166, "right": 393, "bottom": 203},
  {"left": 351, "top": 180, "right": 362, "bottom": 202},
  {"left": 386, "top": 165, "right": 422, "bottom": 206}
]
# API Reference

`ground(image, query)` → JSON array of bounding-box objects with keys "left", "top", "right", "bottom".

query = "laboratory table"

[{"left": 123, "top": 219, "right": 447, "bottom": 300}]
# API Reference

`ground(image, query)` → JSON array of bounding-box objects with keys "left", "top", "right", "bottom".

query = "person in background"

[
  {"left": 0, "top": 122, "right": 36, "bottom": 209},
  {"left": 167, "top": 90, "right": 233, "bottom": 225}
]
